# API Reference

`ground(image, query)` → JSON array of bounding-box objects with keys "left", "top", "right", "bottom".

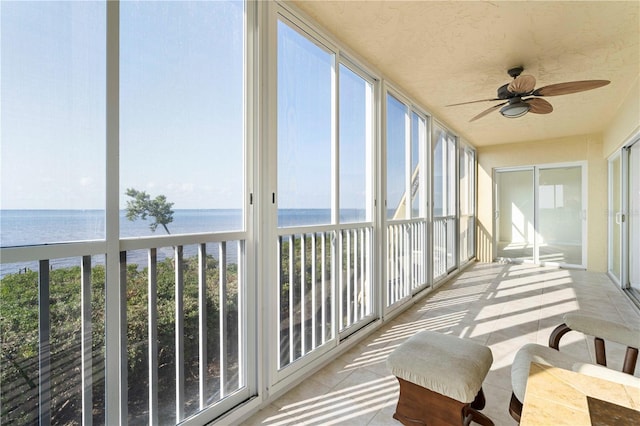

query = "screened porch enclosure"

[{"left": 0, "top": 1, "right": 476, "bottom": 425}]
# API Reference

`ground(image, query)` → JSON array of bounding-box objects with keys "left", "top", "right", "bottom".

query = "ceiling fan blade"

[
  {"left": 533, "top": 80, "right": 610, "bottom": 97},
  {"left": 446, "top": 98, "right": 501, "bottom": 107},
  {"left": 507, "top": 75, "right": 536, "bottom": 94},
  {"left": 525, "top": 98, "right": 553, "bottom": 114},
  {"left": 470, "top": 102, "right": 508, "bottom": 122}
]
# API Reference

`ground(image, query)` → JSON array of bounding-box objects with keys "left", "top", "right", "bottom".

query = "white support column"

[{"left": 105, "top": 1, "right": 124, "bottom": 423}]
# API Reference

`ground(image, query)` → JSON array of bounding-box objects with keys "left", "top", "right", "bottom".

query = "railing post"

[
  {"left": 81, "top": 256, "right": 93, "bottom": 426},
  {"left": 300, "top": 234, "right": 306, "bottom": 354},
  {"left": 148, "top": 249, "right": 158, "bottom": 425},
  {"left": 175, "top": 246, "right": 185, "bottom": 421},
  {"left": 219, "top": 241, "right": 228, "bottom": 398},
  {"left": 311, "top": 233, "right": 317, "bottom": 350},
  {"left": 38, "top": 260, "right": 51, "bottom": 426},
  {"left": 198, "top": 244, "right": 207, "bottom": 409}
]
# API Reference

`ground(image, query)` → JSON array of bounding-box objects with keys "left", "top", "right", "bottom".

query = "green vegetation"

[
  {"left": 125, "top": 188, "right": 175, "bottom": 234},
  {"left": 0, "top": 255, "right": 239, "bottom": 425}
]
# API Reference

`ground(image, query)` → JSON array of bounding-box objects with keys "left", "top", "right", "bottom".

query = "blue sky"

[
  {"left": 1, "top": 1, "right": 376, "bottom": 213},
  {"left": 1, "top": 1, "right": 244, "bottom": 210},
  {"left": 1, "top": 1, "right": 106, "bottom": 209}
]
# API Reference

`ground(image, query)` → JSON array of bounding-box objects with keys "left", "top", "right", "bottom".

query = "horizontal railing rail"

[{"left": 276, "top": 221, "right": 372, "bottom": 237}]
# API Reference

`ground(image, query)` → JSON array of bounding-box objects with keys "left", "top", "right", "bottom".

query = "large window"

[
  {"left": 275, "top": 18, "right": 374, "bottom": 371},
  {"left": 120, "top": 2, "right": 248, "bottom": 423},
  {"left": 385, "top": 93, "right": 428, "bottom": 307},
  {"left": 1, "top": 1, "right": 106, "bottom": 249},
  {"left": 433, "top": 124, "right": 457, "bottom": 279},
  {"left": 340, "top": 64, "right": 373, "bottom": 223},
  {"left": 386, "top": 94, "right": 408, "bottom": 220},
  {"left": 433, "top": 125, "right": 456, "bottom": 218},
  {"left": 120, "top": 0, "right": 245, "bottom": 237},
  {"left": 277, "top": 20, "right": 333, "bottom": 227},
  {"left": 1, "top": 2, "right": 249, "bottom": 425},
  {"left": 460, "top": 144, "right": 476, "bottom": 262},
  {"left": 1, "top": 3, "right": 107, "bottom": 424}
]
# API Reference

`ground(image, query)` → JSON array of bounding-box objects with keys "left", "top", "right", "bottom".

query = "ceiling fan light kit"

[
  {"left": 500, "top": 98, "right": 530, "bottom": 118},
  {"left": 447, "top": 66, "right": 610, "bottom": 121}
]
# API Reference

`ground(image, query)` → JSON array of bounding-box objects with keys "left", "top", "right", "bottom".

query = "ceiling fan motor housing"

[{"left": 497, "top": 84, "right": 512, "bottom": 99}]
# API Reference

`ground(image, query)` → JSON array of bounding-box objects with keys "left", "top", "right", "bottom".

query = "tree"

[{"left": 125, "top": 188, "right": 174, "bottom": 234}]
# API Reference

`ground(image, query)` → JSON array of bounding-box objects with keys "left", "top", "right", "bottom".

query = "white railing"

[
  {"left": 2, "top": 214, "right": 475, "bottom": 423},
  {"left": 338, "top": 227, "right": 372, "bottom": 332},
  {"left": 386, "top": 220, "right": 427, "bottom": 307},
  {"left": 0, "top": 233, "right": 246, "bottom": 425},
  {"left": 277, "top": 224, "right": 373, "bottom": 369},
  {"left": 433, "top": 216, "right": 456, "bottom": 281},
  {"left": 459, "top": 215, "right": 475, "bottom": 262}
]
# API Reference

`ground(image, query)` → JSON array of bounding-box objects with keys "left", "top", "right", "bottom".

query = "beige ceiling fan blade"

[
  {"left": 470, "top": 102, "right": 507, "bottom": 122},
  {"left": 507, "top": 75, "right": 536, "bottom": 94},
  {"left": 533, "top": 80, "right": 610, "bottom": 96},
  {"left": 526, "top": 98, "right": 553, "bottom": 114}
]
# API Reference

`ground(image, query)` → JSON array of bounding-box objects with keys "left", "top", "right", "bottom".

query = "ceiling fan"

[{"left": 447, "top": 67, "right": 610, "bottom": 122}]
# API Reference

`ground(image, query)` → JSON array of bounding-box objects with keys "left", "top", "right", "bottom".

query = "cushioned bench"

[{"left": 387, "top": 330, "right": 494, "bottom": 426}]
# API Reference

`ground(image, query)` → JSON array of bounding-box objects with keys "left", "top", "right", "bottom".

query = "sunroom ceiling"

[{"left": 291, "top": 1, "right": 640, "bottom": 147}]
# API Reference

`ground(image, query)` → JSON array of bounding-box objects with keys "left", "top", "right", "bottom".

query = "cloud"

[{"left": 166, "top": 182, "right": 195, "bottom": 193}]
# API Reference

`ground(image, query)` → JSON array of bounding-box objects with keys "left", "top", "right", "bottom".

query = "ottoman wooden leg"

[
  {"left": 394, "top": 378, "right": 469, "bottom": 426},
  {"left": 470, "top": 387, "right": 486, "bottom": 410},
  {"left": 393, "top": 379, "right": 494, "bottom": 426},
  {"left": 463, "top": 406, "right": 494, "bottom": 426}
]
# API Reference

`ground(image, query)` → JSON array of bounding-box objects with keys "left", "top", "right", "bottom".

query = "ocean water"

[{"left": 0, "top": 209, "right": 365, "bottom": 277}]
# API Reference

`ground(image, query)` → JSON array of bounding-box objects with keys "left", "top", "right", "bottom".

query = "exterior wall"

[
  {"left": 476, "top": 134, "right": 607, "bottom": 271},
  {"left": 603, "top": 76, "right": 640, "bottom": 157}
]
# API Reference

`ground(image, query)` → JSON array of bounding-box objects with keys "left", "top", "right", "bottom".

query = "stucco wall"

[
  {"left": 603, "top": 76, "right": 640, "bottom": 157},
  {"left": 476, "top": 134, "right": 607, "bottom": 271}
]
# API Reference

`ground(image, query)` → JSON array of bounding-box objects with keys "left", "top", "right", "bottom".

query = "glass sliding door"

[
  {"left": 629, "top": 142, "right": 640, "bottom": 292},
  {"left": 459, "top": 145, "right": 476, "bottom": 263},
  {"left": 495, "top": 164, "right": 586, "bottom": 267},
  {"left": 385, "top": 93, "right": 429, "bottom": 307},
  {"left": 609, "top": 139, "right": 640, "bottom": 300},
  {"left": 276, "top": 18, "right": 335, "bottom": 370},
  {"left": 496, "top": 169, "right": 535, "bottom": 261},
  {"left": 608, "top": 153, "right": 622, "bottom": 282},
  {"left": 274, "top": 16, "right": 375, "bottom": 374},
  {"left": 120, "top": 1, "right": 250, "bottom": 422},
  {"left": 433, "top": 124, "right": 457, "bottom": 281},
  {"left": 538, "top": 166, "right": 584, "bottom": 266}
]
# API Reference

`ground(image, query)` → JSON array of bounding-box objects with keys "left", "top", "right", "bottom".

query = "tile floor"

[{"left": 242, "top": 262, "right": 640, "bottom": 426}]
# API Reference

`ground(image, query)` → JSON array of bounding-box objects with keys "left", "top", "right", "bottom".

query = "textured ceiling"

[{"left": 291, "top": 0, "right": 640, "bottom": 147}]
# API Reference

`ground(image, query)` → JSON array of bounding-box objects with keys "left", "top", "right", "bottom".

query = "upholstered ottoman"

[{"left": 387, "top": 330, "right": 494, "bottom": 426}]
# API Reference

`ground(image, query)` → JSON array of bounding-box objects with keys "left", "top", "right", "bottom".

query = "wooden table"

[{"left": 521, "top": 362, "right": 640, "bottom": 425}]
